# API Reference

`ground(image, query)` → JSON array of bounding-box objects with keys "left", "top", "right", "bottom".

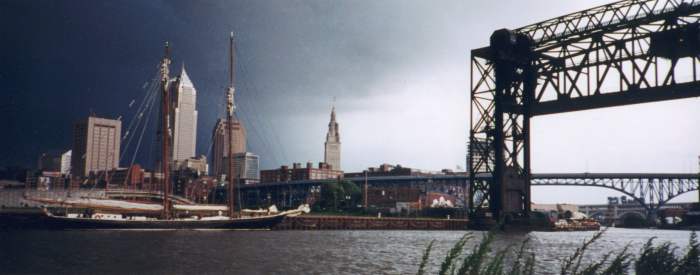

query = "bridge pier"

[
  {"left": 646, "top": 209, "right": 659, "bottom": 226},
  {"left": 468, "top": 28, "right": 536, "bottom": 222}
]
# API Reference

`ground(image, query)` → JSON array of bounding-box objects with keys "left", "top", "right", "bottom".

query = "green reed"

[{"left": 417, "top": 230, "right": 698, "bottom": 275}]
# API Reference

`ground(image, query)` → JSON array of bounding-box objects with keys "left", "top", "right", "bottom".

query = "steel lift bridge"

[{"left": 468, "top": 0, "right": 700, "bottom": 221}]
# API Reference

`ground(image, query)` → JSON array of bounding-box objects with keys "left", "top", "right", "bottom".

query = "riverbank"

[
  {"left": 1, "top": 207, "right": 604, "bottom": 231},
  {"left": 657, "top": 224, "right": 700, "bottom": 231},
  {"left": 274, "top": 215, "right": 468, "bottom": 230}
]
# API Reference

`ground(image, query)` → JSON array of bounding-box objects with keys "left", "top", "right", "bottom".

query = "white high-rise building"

[
  {"left": 324, "top": 106, "right": 341, "bottom": 170},
  {"left": 60, "top": 150, "right": 72, "bottom": 175},
  {"left": 171, "top": 65, "right": 198, "bottom": 162}
]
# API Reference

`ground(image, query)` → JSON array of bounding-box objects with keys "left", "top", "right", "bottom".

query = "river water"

[{"left": 0, "top": 228, "right": 695, "bottom": 274}]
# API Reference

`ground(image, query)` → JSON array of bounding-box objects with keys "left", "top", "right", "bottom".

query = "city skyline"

[
  {"left": 1, "top": 0, "right": 699, "bottom": 204},
  {"left": 2, "top": 2, "right": 700, "bottom": 274}
]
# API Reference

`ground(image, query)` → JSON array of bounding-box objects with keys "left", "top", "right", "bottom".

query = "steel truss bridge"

[
  {"left": 469, "top": 0, "right": 700, "bottom": 219},
  {"left": 531, "top": 173, "right": 698, "bottom": 216},
  {"left": 578, "top": 202, "right": 695, "bottom": 223},
  {"left": 230, "top": 173, "right": 698, "bottom": 216}
]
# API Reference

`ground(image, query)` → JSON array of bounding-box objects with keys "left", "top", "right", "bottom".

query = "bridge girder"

[
  {"left": 234, "top": 173, "right": 697, "bottom": 214},
  {"left": 469, "top": 0, "right": 700, "bottom": 219},
  {"left": 531, "top": 174, "right": 699, "bottom": 213}
]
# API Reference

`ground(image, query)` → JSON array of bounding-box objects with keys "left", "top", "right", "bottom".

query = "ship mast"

[
  {"left": 160, "top": 42, "right": 172, "bottom": 219},
  {"left": 227, "top": 32, "right": 237, "bottom": 218}
]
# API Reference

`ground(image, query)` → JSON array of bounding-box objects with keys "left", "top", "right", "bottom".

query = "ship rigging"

[{"left": 17, "top": 35, "right": 309, "bottom": 230}]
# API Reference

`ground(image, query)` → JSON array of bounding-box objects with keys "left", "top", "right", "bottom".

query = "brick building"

[
  {"left": 260, "top": 162, "right": 342, "bottom": 183},
  {"left": 344, "top": 164, "right": 422, "bottom": 178}
]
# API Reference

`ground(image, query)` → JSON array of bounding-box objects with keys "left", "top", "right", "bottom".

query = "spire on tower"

[
  {"left": 330, "top": 96, "right": 337, "bottom": 123},
  {"left": 179, "top": 63, "right": 193, "bottom": 88},
  {"left": 330, "top": 106, "right": 336, "bottom": 123}
]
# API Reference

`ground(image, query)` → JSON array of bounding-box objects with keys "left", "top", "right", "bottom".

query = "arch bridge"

[
  {"left": 531, "top": 173, "right": 699, "bottom": 217},
  {"left": 578, "top": 202, "right": 695, "bottom": 224}
]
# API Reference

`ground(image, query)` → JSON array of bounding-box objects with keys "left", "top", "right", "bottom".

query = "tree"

[
  {"left": 320, "top": 180, "right": 344, "bottom": 211},
  {"left": 620, "top": 213, "right": 649, "bottom": 228},
  {"left": 318, "top": 180, "right": 361, "bottom": 211},
  {"left": 339, "top": 180, "right": 361, "bottom": 209}
]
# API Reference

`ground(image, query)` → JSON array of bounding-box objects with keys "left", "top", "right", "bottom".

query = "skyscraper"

[
  {"left": 324, "top": 106, "right": 341, "bottom": 170},
  {"left": 60, "top": 150, "right": 71, "bottom": 175},
  {"left": 233, "top": 152, "right": 260, "bottom": 184},
  {"left": 211, "top": 117, "right": 246, "bottom": 179},
  {"left": 171, "top": 66, "right": 198, "bottom": 162},
  {"left": 71, "top": 116, "right": 121, "bottom": 177}
]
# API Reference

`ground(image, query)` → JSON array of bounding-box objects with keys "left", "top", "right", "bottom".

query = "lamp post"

[{"left": 363, "top": 170, "right": 368, "bottom": 210}]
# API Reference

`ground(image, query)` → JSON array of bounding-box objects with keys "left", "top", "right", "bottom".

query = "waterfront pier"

[{"left": 274, "top": 215, "right": 468, "bottom": 231}]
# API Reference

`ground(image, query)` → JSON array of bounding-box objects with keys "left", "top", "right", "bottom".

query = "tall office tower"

[
  {"left": 60, "top": 150, "right": 72, "bottom": 175},
  {"left": 211, "top": 117, "right": 247, "bottom": 179},
  {"left": 324, "top": 106, "right": 341, "bottom": 170},
  {"left": 233, "top": 152, "right": 260, "bottom": 183},
  {"left": 171, "top": 66, "right": 198, "bottom": 162},
  {"left": 71, "top": 116, "right": 122, "bottom": 177}
]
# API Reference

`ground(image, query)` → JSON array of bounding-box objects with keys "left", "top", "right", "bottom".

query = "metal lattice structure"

[
  {"left": 469, "top": 0, "right": 700, "bottom": 219},
  {"left": 531, "top": 173, "right": 699, "bottom": 216},
  {"left": 230, "top": 173, "right": 698, "bottom": 216}
]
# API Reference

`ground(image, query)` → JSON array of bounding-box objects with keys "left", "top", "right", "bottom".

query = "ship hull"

[
  {"left": 1, "top": 209, "right": 286, "bottom": 230},
  {"left": 43, "top": 215, "right": 286, "bottom": 230}
]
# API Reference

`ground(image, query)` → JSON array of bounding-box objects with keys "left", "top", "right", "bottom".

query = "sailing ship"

[{"left": 19, "top": 34, "right": 308, "bottom": 230}]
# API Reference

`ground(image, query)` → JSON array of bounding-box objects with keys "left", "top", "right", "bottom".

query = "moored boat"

[
  {"left": 38, "top": 206, "right": 307, "bottom": 230},
  {"left": 0, "top": 204, "right": 309, "bottom": 230}
]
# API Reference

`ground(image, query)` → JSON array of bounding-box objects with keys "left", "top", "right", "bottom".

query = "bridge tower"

[
  {"left": 469, "top": 0, "right": 700, "bottom": 222},
  {"left": 468, "top": 30, "right": 536, "bottom": 220}
]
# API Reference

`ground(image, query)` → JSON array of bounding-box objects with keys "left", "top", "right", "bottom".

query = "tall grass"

[
  {"left": 417, "top": 240, "right": 435, "bottom": 275},
  {"left": 417, "top": 231, "right": 699, "bottom": 275}
]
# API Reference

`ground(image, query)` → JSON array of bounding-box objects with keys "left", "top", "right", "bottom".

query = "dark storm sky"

[
  {"left": 0, "top": 0, "right": 351, "bottom": 168},
  {"left": 2, "top": 0, "right": 699, "bottom": 204},
  {"left": 2, "top": 0, "right": 491, "bottom": 170}
]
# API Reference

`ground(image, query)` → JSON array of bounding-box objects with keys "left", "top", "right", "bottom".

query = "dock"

[{"left": 273, "top": 215, "right": 468, "bottom": 230}]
